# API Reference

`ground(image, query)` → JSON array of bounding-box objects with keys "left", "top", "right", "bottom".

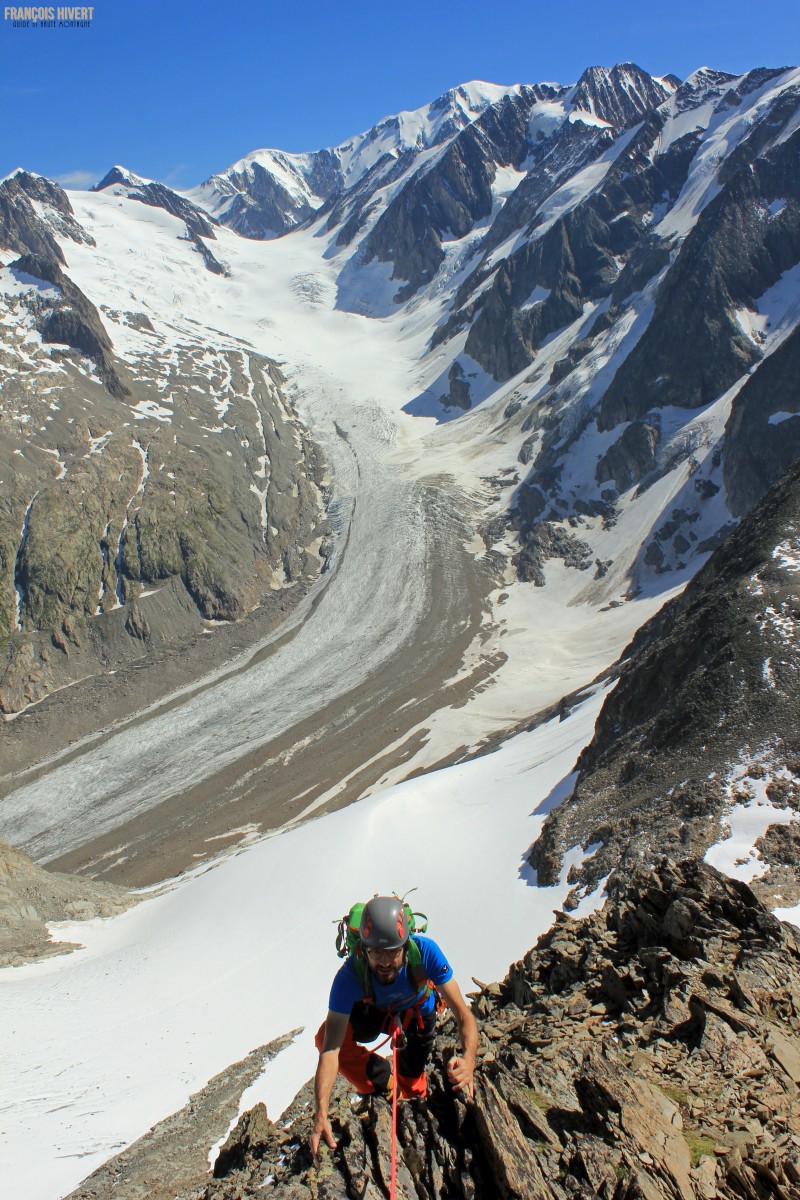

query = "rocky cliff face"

[
  {"left": 136, "top": 860, "right": 800, "bottom": 1200},
  {"left": 9, "top": 250, "right": 130, "bottom": 397},
  {"left": 528, "top": 456, "right": 800, "bottom": 910},
  {"left": 0, "top": 169, "right": 94, "bottom": 263},
  {"left": 723, "top": 325, "right": 800, "bottom": 516}
]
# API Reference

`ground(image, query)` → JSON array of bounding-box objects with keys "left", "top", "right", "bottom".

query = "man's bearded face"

[{"left": 366, "top": 945, "right": 405, "bottom": 984}]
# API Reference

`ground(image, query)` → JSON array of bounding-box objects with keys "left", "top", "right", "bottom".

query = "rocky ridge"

[
  {"left": 92, "top": 168, "right": 229, "bottom": 275},
  {"left": 0, "top": 169, "right": 94, "bottom": 263},
  {"left": 130, "top": 859, "right": 800, "bottom": 1200}
]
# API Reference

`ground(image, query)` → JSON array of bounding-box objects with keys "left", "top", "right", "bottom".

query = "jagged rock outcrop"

[
  {"left": 595, "top": 419, "right": 660, "bottom": 492},
  {"left": 511, "top": 519, "right": 594, "bottom": 586},
  {"left": 0, "top": 171, "right": 92, "bottom": 263},
  {"left": 195, "top": 151, "right": 341, "bottom": 239},
  {"left": 529, "top": 456, "right": 800, "bottom": 904},
  {"left": 170, "top": 860, "right": 800, "bottom": 1199},
  {"left": 570, "top": 63, "right": 676, "bottom": 127}
]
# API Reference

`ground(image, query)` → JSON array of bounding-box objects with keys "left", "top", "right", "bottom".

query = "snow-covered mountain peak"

[
  {"left": 0, "top": 166, "right": 29, "bottom": 184},
  {"left": 185, "top": 81, "right": 529, "bottom": 240},
  {"left": 93, "top": 165, "right": 153, "bottom": 192},
  {"left": 198, "top": 82, "right": 518, "bottom": 198},
  {"left": 396, "top": 79, "right": 521, "bottom": 143},
  {"left": 669, "top": 65, "right": 739, "bottom": 113},
  {"left": 570, "top": 62, "right": 676, "bottom": 128}
]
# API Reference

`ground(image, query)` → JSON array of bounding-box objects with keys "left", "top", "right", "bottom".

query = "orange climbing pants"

[{"left": 315, "top": 1000, "right": 434, "bottom": 1099}]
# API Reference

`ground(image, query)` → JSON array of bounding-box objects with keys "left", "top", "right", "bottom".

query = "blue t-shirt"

[{"left": 329, "top": 935, "right": 453, "bottom": 1017}]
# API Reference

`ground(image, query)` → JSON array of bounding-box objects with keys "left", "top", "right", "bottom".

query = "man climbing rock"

[{"left": 310, "top": 894, "right": 478, "bottom": 1158}]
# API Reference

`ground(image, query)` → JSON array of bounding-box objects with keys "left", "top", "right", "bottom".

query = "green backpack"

[{"left": 335, "top": 898, "right": 431, "bottom": 1002}]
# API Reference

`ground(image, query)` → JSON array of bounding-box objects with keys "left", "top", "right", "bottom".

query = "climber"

[{"left": 309, "top": 895, "right": 478, "bottom": 1159}]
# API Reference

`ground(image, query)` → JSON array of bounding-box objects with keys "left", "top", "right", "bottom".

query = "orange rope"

[{"left": 390, "top": 1023, "right": 400, "bottom": 1199}]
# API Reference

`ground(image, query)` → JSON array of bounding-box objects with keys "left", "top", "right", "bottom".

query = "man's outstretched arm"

[
  {"left": 309, "top": 1010, "right": 349, "bottom": 1160},
  {"left": 439, "top": 977, "right": 478, "bottom": 1099}
]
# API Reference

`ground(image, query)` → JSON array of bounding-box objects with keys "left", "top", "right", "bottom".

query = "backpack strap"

[
  {"left": 405, "top": 936, "right": 430, "bottom": 999},
  {"left": 349, "top": 946, "right": 374, "bottom": 1002}
]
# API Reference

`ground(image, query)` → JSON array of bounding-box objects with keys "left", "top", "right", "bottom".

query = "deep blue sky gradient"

[{"left": 1, "top": 0, "right": 796, "bottom": 188}]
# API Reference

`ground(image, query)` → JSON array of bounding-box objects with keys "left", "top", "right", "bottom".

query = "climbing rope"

[{"left": 390, "top": 1022, "right": 400, "bottom": 1200}]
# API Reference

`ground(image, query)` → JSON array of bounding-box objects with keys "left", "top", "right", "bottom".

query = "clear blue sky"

[{"left": 1, "top": 0, "right": 796, "bottom": 188}]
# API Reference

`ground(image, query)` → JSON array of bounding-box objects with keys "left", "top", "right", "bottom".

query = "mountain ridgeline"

[{"left": 181, "top": 62, "right": 800, "bottom": 588}]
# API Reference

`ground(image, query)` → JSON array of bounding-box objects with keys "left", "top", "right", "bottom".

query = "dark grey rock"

[
  {"left": 0, "top": 176, "right": 68, "bottom": 263},
  {"left": 724, "top": 323, "right": 800, "bottom": 516},
  {"left": 598, "top": 125, "right": 800, "bottom": 430},
  {"left": 596, "top": 421, "right": 659, "bottom": 491},
  {"left": 182, "top": 859, "right": 800, "bottom": 1200}
]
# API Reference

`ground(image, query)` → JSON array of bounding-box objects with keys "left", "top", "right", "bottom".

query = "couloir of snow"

[{"left": 1, "top": 689, "right": 607, "bottom": 1200}]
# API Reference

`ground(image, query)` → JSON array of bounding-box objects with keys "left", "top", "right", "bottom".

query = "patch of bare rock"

[
  {"left": 145, "top": 858, "right": 800, "bottom": 1199},
  {"left": 0, "top": 839, "right": 134, "bottom": 966}
]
